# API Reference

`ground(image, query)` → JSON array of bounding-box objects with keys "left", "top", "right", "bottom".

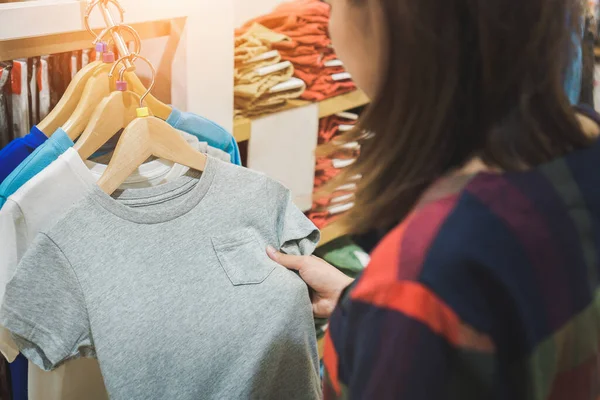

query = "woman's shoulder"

[
  {"left": 364, "top": 172, "right": 528, "bottom": 283},
  {"left": 350, "top": 170, "right": 545, "bottom": 319}
]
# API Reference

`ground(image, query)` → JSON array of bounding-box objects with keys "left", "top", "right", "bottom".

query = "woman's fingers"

[{"left": 266, "top": 246, "right": 306, "bottom": 271}]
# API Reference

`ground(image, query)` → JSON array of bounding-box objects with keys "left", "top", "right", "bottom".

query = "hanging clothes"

[
  {"left": 0, "top": 109, "right": 240, "bottom": 208},
  {"left": 0, "top": 135, "right": 228, "bottom": 400},
  {"left": 0, "top": 64, "right": 11, "bottom": 149},
  {"left": 166, "top": 107, "right": 242, "bottom": 165},
  {"left": 0, "top": 158, "right": 321, "bottom": 400},
  {"left": 10, "top": 60, "right": 30, "bottom": 138},
  {"left": 0, "top": 126, "right": 47, "bottom": 185},
  {"left": 0, "top": 128, "right": 72, "bottom": 208}
]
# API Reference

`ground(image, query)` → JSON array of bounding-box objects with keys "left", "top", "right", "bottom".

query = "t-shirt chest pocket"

[{"left": 211, "top": 230, "right": 277, "bottom": 286}]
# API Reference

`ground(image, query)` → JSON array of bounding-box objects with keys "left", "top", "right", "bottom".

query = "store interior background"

[{"left": 0, "top": 0, "right": 374, "bottom": 246}]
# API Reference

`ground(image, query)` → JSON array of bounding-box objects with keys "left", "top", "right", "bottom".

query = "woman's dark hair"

[{"left": 334, "top": 0, "right": 591, "bottom": 233}]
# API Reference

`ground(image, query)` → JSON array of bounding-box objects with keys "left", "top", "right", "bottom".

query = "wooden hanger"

[
  {"left": 97, "top": 55, "right": 206, "bottom": 195},
  {"left": 97, "top": 116, "right": 207, "bottom": 194},
  {"left": 74, "top": 61, "right": 144, "bottom": 159},
  {"left": 37, "top": 61, "right": 103, "bottom": 136},
  {"left": 61, "top": 61, "right": 114, "bottom": 140},
  {"left": 74, "top": 88, "right": 143, "bottom": 160}
]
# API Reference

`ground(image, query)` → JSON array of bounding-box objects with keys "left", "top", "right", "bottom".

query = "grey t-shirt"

[{"left": 1, "top": 157, "right": 321, "bottom": 400}]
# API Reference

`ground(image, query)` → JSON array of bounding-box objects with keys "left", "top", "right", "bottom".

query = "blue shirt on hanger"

[
  {"left": 0, "top": 128, "right": 73, "bottom": 208},
  {"left": 167, "top": 107, "right": 241, "bottom": 166},
  {"left": 0, "top": 126, "right": 47, "bottom": 184}
]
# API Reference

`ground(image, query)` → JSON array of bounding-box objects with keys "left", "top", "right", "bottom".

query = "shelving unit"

[
  {"left": 0, "top": 20, "right": 176, "bottom": 62},
  {"left": 233, "top": 89, "right": 369, "bottom": 142}
]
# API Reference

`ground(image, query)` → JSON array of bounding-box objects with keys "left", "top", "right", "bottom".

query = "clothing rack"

[{"left": 0, "top": 0, "right": 234, "bottom": 132}]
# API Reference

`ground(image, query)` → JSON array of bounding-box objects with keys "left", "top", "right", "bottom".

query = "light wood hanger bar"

[{"left": 0, "top": 20, "right": 174, "bottom": 62}]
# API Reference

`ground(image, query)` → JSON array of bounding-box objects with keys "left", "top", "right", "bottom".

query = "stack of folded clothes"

[
  {"left": 234, "top": 23, "right": 306, "bottom": 118},
  {"left": 317, "top": 113, "right": 357, "bottom": 144},
  {"left": 237, "top": 0, "right": 356, "bottom": 102},
  {"left": 306, "top": 113, "right": 361, "bottom": 229}
]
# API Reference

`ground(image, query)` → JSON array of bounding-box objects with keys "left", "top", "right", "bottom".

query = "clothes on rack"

[
  {"left": 1, "top": 157, "right": 321, "bottom": 400},
  {"left": 0, "top": 50, "right": 88, "bottom": 155},
  {"left": 0, "top": 128, "right": 72, "bottom": 208},
  {"left": 0, "top": 65, "right": 11, "bottom": 149},
  {"left": 10, "top": 60, "right": 30, "bottom": 139},
  {"left": 238, "top": 0, "right": 356, "bottom": 102},
  {"left": 0, "top": 135, "right": 229, "bottom": 400},
  {"left": 0, "top": 126, "right": 47, "bottom": 184},
  {"left": 166, "top": 107, "right": 242, "bottom": 166},
  {"left": 0, "top": 113, "right": 239, "bottom": 209},
  {"left": 234, "top": 23, "right": 306, "bottom": 117}
]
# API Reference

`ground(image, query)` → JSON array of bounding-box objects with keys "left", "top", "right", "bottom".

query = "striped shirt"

[{"left": 324, "top": 130, "right": 600, "bottom": 399}]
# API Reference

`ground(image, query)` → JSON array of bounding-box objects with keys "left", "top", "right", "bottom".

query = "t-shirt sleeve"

[
  {"left": 265, "top": 178, "right": 320, "bottom": 256},
  {"left": 0, "top": 233, "right": 92, "bottom": 371}
]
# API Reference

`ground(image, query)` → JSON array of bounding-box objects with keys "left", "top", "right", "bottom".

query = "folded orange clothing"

[
  {"left": 273, "top": 0, "right": 330, "bottom": 19},
  {"left": 314, "top": 168, "right": 340, "bottom": 187},
  {"left": 237, "top": 13, "right": 329, "bottom": 41},
  {"left": 319, "top": 118, "right": 339, "bottom": 144},
  {"left": 293, "top": 65, "right": 345, "bottom": 86},
  {"left": 313, "top": 192, "right": 355, "bottom": 209},
  {"left": 319, "top": 116, "right": 357, "bottom": 143},
  {"left": 306, "top": 210, "right": 341, "bottom": 230},
  {"left": 301, "top": 77, "right": 356, "bottom": 101},
  {"left": 237, "top": 0, "right": 331, "bottom": 40}
]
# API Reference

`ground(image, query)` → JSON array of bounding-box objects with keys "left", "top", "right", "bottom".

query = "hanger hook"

[
  {"left": 84, "top": 0, "right": 125, "bottom": 42},
  {"left": 108, "top": 52, "right": 137, "bottom": 78},
  {"left": 94, "top": 24, "right": 141, "bottom": 58},
  {"left": 110, "top": 54, "right": 156, "bottom": 108},
  {"left": 133, "top": 55, "right": 156, "bottom": 108}
]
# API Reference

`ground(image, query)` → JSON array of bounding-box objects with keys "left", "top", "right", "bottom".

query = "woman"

[{"left": 267, "top": 0, "right": 600, "bottom": 398}]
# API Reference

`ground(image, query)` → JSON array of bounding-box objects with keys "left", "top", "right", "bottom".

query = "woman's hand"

[{"left": 267, "top": 246, "right": 354, "bottom": 319}]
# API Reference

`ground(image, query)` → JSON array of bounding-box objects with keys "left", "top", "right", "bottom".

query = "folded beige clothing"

[
  {"left": 234, "top": 23, "right": 290, "bottom": 66},
  {"left": 235, "top": 82, "right": 306, "bottom": 118},
  {"left": 235, "top": 62, "right": 295, "bottom": 100}
]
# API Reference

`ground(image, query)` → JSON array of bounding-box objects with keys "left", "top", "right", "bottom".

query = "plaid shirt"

[{"left": 324, "top": 133, "right": 600, "bottom": 399}]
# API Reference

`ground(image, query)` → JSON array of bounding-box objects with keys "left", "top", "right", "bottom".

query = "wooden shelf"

[
  {"left": 318, "top": 220, "right": 347, "bottom": 248},
  {"left": 0, "top": 19, "right": 175, "bottom": 62},
  {"left": 318, "top": 89, "right": 370, "bottom": 119},
  {"left": 233, "top": 118, "right": 252, "bottom": 142},
  {"left": 233, "top": 90, "right": 369, "bottom": 142}
]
